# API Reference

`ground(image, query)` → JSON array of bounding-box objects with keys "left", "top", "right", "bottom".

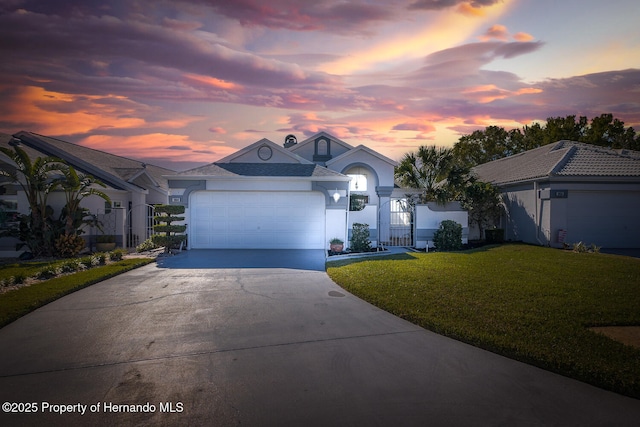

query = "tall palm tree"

[{"left": 395, "top": 145, "right": 469, "bottom": 203}]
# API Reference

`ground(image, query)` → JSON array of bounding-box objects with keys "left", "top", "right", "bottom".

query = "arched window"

[{"left": 347, "top": 173, "right": 367, "bottom": 192}]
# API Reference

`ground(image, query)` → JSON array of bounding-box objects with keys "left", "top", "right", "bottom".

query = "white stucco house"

[
  {"left": 0, "top": 131, "right": 174, "bottom": 255},
  {"left": 166, "top": 132, "right": 409, "bottom": 250},
  {"left": 2, "top": 129, "right": 470, "bottom": 255},
  {"left": 473, "top": 140, "right": 640, "bottom": 249}
]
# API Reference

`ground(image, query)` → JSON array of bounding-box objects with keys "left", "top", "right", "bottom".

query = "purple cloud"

[
  {"left": 194, "top": 0, "right": 395, "bottom": 34},
  {"left": 409, "top": 0, "right": 501, "bottom": 10}
]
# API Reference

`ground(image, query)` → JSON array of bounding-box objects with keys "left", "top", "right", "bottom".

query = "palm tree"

[
  {"left": 0, "top": 144, "right": 65, "bottom": 255},
  {"left": 395, "top": 145, "right": 469, "bottom": 203},
  {"left": 59, "top": 166, "right": 111, "bottom": 236}
]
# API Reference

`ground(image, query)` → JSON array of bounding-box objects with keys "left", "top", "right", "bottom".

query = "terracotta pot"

[{"left": 330, "top": 243, "right": 344, "bottom": 253}]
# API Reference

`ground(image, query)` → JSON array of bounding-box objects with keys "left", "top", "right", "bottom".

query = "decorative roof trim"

[
  {"left": 326, "top": 144, "right": 397, "bottom": 167},
  {"left": 216, "top": 138, "right": 313, "bottom": 164}
]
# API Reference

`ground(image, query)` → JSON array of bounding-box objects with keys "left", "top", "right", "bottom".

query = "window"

[
  {"left": 104, "top": 200, "right": 122, "bottom": 214},
  {"left": 0, "top": 199, "right": 19, "bottom": 230},
  {"left": 347, "top": 174, "right": 367, "bottom": 192},
  {"left": 317, "top": 139, "right": 328, "bottom": 155},
  {"left": 349, "top": 194, "right": 369, "bottom": 211}
]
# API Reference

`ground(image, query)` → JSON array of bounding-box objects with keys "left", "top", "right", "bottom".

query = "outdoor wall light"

[{"left": 332, "top": 189, "right": 340, "bottom": 203}]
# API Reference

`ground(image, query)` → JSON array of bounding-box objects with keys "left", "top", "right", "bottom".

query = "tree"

[
  {"left": 59, "top": 166, "right": 111, "bottom": 236},
  {"left": 0, "top": 144, "right": 65, "bottom": 255},
  {"left": 452, "top": 126, "right": 515, "bottom": 169},
  {"left": 453, "top": 114, "right": 640, "bottom": 168},
  {"left": 152, "top": 205, "right": 187, "bottom": 253},
  {"left": 395, "top": 145, "right": 469, "bottom": 203},
  {"left": 460, "top": 180, "right": 504, "bottom": 241},
  {"left": 53, "top": 166, "right": 111, "bottom": 257},
  {"left": 582, "top": 113, "right": 637, "bottom": 149}
]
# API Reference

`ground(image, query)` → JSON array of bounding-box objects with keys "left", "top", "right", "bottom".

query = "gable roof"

[
  {"left": 175, "top": 136, "right": 350, "bottom": 180},
  {"left": 473, "top": 140, "right": 640, "bottom": 185},
  {"left": 326, "top": 144, "right": 397, "bottom": 167},
  {"left": 8, "top": 131, "right": 174, "bottom": 192},
  {"left": 291, "top": 131, "right": 354, "bottom": 153},
  {"left": 217, "top": 138, "right": 312, "bottom": 164}
]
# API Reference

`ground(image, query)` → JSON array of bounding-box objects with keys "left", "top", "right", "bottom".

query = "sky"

[{"left": 1, "top": 0, "right": 639, "bottom": 171}]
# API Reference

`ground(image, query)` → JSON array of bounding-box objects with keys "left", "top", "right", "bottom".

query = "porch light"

[{"left": 332, "top": 189, "right": 340, "bottom": 203}]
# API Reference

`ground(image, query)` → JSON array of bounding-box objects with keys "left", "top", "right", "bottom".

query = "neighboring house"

[
  {"left": 473, "top": 140, "right": 640, "bottom": 248},
  {"left": 167, "top": 132, "right": 411, "bottom": 250},
  {"left": 0, "top": 131, "right": 174, "bottom": 255}
]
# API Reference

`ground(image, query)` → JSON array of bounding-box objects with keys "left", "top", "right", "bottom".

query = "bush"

[
  {"left": 54, "top": 234, "right": 86, "bottom": 258},
  {"left": 136, "top": 237, "right": 159, "bottom": 252},
  {"left": 350, "top": 223, "right": 371, "bottom": 252},
  {"left": 433, "top": 220, "right": 462, "bottom": 251},
  {"left": 110, "top": 248, "right": 127, "bottom": 261},
  {"left": 37, "top": 266, "right": 63, "bottom": 280}
]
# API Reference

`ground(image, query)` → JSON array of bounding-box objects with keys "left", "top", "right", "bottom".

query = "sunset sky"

[{"left": 1, "top": 0, "right": 639, "bottom": 171}]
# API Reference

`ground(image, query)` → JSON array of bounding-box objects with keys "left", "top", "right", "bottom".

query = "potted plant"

[
  {"left": 329, "top": 238, "right": 344, "bottom": 254},
  {"left": 95, "top": 234, "right": 116, "bottom": 252}
]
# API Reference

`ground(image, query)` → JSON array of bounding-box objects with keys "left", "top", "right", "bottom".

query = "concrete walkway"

[{"left": 0, "top": 249, "right": 639, "bottom": 426}]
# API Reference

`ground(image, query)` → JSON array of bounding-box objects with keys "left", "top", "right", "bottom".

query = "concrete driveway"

[{"left": 0, "top": 249, "right": 639, "bottom": 426}]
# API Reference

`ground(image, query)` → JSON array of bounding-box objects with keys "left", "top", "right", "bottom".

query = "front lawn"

[{"left": 327, "top": 244, "right": 640, "bottom": 398}]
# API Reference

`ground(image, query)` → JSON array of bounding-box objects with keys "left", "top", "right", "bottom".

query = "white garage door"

[{"left": 190, "top": 191, "right": 326, "bottom": 249}]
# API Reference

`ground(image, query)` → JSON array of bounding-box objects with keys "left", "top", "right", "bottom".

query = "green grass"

[
  {"left": 327, "top": 244, "right": 640, "bottom": 398},
  {"left": 0, "top": 258, "right": 154, "bottom": 328}
]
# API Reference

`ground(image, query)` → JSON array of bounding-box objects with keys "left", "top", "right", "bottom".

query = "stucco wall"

[{"left": 414, "top": 203, "right": 468, "bottom": 249}]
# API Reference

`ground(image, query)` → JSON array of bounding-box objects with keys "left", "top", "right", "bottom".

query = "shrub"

[
  {"left": 433, "top": 220, "right": 462, "bottom": 251},
  {"left": 572, "top": 242, "right": 601, "bottom": 254},
  {"left": 95, "top": 252, "right": 109, "bottom": 265},
  {"left": 37, "top": 266, "right": 63, "bottom": 280},
  {"left": 136, "top": 237, "right": 159, "bottom": 252},
  {"left": 350, "top": 223, "right": 371, "bottom": 252},
  {"left": 110, "top": 248, "right": 127, "bottom": 261},
  {"left": 60, "top": 259, "right": 81, "bottom": 273},
  {"left": 54, "top": 234, "right": 86, "bottom": 258}
]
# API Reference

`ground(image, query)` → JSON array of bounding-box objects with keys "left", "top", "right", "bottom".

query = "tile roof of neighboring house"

[
  {"left": 8, "top": 131, "right": 175, "bottom": 191},
  {"left": 176, "top": 162, "right": 347, "bottom": 178},
  {"left": 473, "top": 140, "right": 640, "bottom": 185}
]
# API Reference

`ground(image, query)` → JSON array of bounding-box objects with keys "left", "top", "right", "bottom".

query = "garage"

[
  {"left": 189, "top": 191, "right": 326, "bottom": 249},
  {"left": 566, "top": 190, "right": 640, "bottom": 248}
]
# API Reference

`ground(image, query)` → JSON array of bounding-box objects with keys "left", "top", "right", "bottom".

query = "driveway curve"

[{"left": 0, "top": 249, "right": 639, "bottom": 426}]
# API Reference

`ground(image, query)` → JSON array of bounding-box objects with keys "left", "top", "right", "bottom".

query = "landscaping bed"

[
  {"left": 0, "top": 252, "right": 154, "bottom": 328},
  {"left": 326, "top": 244, "right": 640, "bottom": 398}
]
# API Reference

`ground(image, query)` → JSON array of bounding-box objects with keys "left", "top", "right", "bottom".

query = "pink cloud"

[{"left": 480, "top": 24, "right": 510, "bottom": 41}]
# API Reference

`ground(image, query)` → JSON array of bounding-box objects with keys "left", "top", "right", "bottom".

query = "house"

[
  {"left": 473, "top": 140, "right": 640, "bottom": 248},
  {"left": 167, "top": 132, "right": 410, "bottom": 250},
  {"left": 0, "top": 131, "right": 174, "bottom": 255},
  {"left": 2, "top": 129, "right": 469, "bottom": 255}
]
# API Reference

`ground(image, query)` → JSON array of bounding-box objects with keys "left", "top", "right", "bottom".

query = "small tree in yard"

[
  {"left": 152, "top": 205, "right": 186, "bottom": 253},
  {"left": 433, "top": 220, "right": 462, "bottom": 251},
  {"left": 460, "top": 180, "right": 503, "bottom": 242}
]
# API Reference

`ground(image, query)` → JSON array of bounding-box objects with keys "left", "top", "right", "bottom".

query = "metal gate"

[{"left": 388, "top": 198, "right": 413, "bottom": 246}]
